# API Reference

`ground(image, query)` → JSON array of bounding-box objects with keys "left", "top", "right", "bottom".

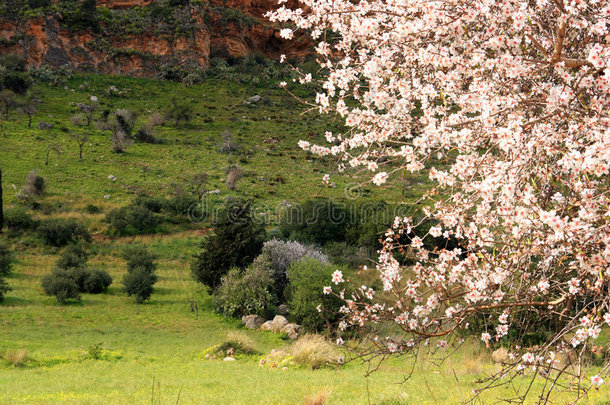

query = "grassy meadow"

[{"left": 1, "top": 74, "right": 609, "bottom": 404}]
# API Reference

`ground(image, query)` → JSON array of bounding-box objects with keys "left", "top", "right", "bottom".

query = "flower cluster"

[{"left": 269, "top": 0, "right": 610, "bottom": 398}]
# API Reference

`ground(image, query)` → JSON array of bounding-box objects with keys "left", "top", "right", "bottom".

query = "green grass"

[
  {"left": 1, "top": 74, "right": 609, "bottom": 404},
  {"left": 2, "top": 232, "right": 609, "bottom": 404}
]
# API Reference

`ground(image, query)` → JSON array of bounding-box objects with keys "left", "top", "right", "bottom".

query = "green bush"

[
  {"left": 37, "top": 218, "right": 91, "bottom": 247},
  {"left": 0, "top": 243, "right": 13, "bottom": 275},
  {"left": 41, "top": 270, "right": 81, "bottom": 304},
  {"left": 163, "top": 192, "right": 196, "bottom": 216},
  {"left": 286, "top": 258, "right": 349, "bottom": 332},
  {"left": 56, "top": 242, "right": 89, "bottom": 270},
  {"left": 191, "top": 199, "right": 265, "bottom": 289},
  {"left": 105, "top": 204, "right": 159, "bottom": 235},
  {"left": 123, "top": 245, "right": 156, "bottom": 274},
  {"left": 213, "top": 266, "right": 273, "bottom": 318},
  {"left": 83, "top": 269, "right": 113, "bottom": 294},
  {"left": 3, "top": 208, "right": 37, "bottom": 232},
  {"left": 122, "top": 245, "right": 157, "bottom": 303},
  {"left": 279, "top": 199, "right": 346, "bottom": 246},
  {"left": 123, "top": 266, "right": 157, "bottom": 304},
  {"left": 133, "top": 195, "right": 164, "bottom": 213}
]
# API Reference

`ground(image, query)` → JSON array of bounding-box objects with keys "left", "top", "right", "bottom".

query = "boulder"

[
  {"left": 242, "top": 315, "right": 265, "bottom": 329},
  {"left": 281, "top": 323, "right": 300, "bottom": 340},
  {"left": 248, "top": 95, "right": 262, "bottom": 103},
  {"left": 278, "top": 304, "right": 289, "bottom": 316},
  {"left": 271, "top": 315, "right": 288, "bottom": 332},
  {"left": 260, "top": 320, "right": 273, "bottom": 331},
  {"left": 223, "top": 356, "right": 236, "bottom": 362}
]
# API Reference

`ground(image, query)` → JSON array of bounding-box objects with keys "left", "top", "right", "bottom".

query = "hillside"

[{"left": 0, "top": 0, "right": 309, "bottom": 77}]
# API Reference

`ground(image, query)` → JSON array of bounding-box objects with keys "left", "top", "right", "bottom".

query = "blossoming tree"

[{"left": 269, "top": 0, "right": 609, "bottom": 401}]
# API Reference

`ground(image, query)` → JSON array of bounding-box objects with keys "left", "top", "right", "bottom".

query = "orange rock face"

[{"left": 0, "top": 0, "right": 309, "bottom": 76}]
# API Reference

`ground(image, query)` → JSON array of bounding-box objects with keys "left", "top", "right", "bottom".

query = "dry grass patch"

[
  {"left": 302, "top": 388, "right": 331, "bottom": 405},
  {"left": 290, "top": 334, "right": 338, "bottom": 369},
  {"left": 4, "top": 349, "right": 29, "bottom": 367},
  {"left": 218, "top": 331, "right": 258, "bottom": 355}
]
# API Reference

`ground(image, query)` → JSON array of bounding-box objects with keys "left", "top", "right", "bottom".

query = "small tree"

[
  {"left": 0, "top": 242, "right": 13, "bottom": 275},
  {"left": 191, "top": 199, "right": 265, "bottom": 289},
  {"left": 191, "top": 172, "right": 208, "bottom": 202},
  {"left": 56, "top": 242, "right": 89, "bottom": 270},
  {"left": 165, "top": 97, "right": 193, "bottom": 126},
  {"left": 70, "top": 131, "right": 89, "bottom": 159},
  {"left": 45, "top": 143, "right": 61, "bottom": 166},
  {"left": 76, "top": 100, "right": 98, "bottom": 126},
  {"left": 42, "top": 270, "right": 81, "bottom": 304},
  {"left": 17, "top": 92, "right": 41, "bottom": 128}
]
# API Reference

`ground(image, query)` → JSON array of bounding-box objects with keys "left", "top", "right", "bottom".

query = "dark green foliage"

[
  {"left": 83, "top": 269, "right": 112, "bottom": 294},
  {"left": 0, "top": 168, "right": 3, "bottom": 233},
  {"left": 56, "top": 243, "right": 89, "bottom": 270},
  {"left": 191, "top": 200, "right": 265, "bottom": 289},
  {"left": 41, "top": 270, "right": 81, "bottom": 304},
  {"left": 84, "top": 204, "right": 101, "bottom": 214},
  {"left": 0, "top": 242, "right": 13, "bottom": 275},
  {"left": 163, "top": 191, "right": 196, "bottom": 216},
  {"left": 57, "top": 0, "right": 99, "bottom": 31},
  {"left": 0, "top": 55, "right": 32, "bottom": 95},
  {"left": 27, "top": 0, "right": 51, "bottom": 8},
  {"left": 286, "top": 258, "right": 348, "bottom": 332},
  {"left": 122, "top": 246, "right": 157, "bottom": 303},
  {"left": 0, "top": 277, "right": 12, "bottom": 302},
  {"left": 279, "top": 199, "right": 347, "bottom": 246},
  {"left": 37, "top": 218, "right": 91, "bottom": 246},
  {"left": 123, "top": 245, "right": 157, "bottom": 274},
  {"left": 4, "top": 207, "right": 37, "bottom": 232},
  {"left": 105, "top": 204, "right": 159, "bottom": 235},
  {"left": 213, "top": 266, "right": 274, "bottom": 318},
  {"left": 133, "top": 195, "right": 164, "bottom": 213},
  {"left": 165, "top": 97, "right": 193, "bottom": 126}
]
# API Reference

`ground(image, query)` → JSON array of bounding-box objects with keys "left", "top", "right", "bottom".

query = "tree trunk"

[
  {"left": 28, "top": 114, "right": 32, "bottom": 128},
  {"left": 0, "top": 168, "right": 4, "bottom": 233}
]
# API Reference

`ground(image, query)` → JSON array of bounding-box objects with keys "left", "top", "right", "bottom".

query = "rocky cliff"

[{"left": 0, "top": 0, "right": 309, "bottom": 77}]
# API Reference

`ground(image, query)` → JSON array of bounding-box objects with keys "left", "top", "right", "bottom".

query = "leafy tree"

[
  {"left": 191, "top": 199, "right": 265, "bottom": 289},
  {"left": 17, "top": 92, "right": 41, "bottom": 127},
  {"left": 270, "top": 0, "right": 610, "bottom": 398}
]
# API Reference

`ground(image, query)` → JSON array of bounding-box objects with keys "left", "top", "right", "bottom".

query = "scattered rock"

[
  {"left": 260, "top": 321, "right": 273, "bottom": 331},
  {"left": 248, "top": 95, "right": 262, "bottom": 103},
  {"left": 278, "top": 304, "right": 289, "bottom": 316},
  {"left": 223, "top": 356, "right": 236, "bottom": 362},
  {"left": 242, "top": 314, "right": 265, "bottom": 330},
  {"left": 281, "top": 323, "right": 300, "bottom": 340},
  {"left": 271, "top": 315, "right": 288, "bottom": 333},
  {"left": 38, "top": 121, "right": 53, "bottom": 130}
]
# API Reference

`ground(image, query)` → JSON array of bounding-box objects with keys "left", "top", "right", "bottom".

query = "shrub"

[
  {"left": 24, "top": 170, "right": 46, "bottom": 196},
  {"left": 3, "top": 208, "right": 37, "bottom": 232},
  {"left": 191, "top": 199, "right": 265, "bottom": 289},
  {"left": 163, "top": 191, "right": 196, "bottom": 216},
  {"left": 213, "top": 266, "right": 273, "bottom": 318},
  {"left": 41, "top": 271, "right": 81, "bottom": 304},
  {"left": 0, "top": 277, "right": 11, "bottom": 302},
  {"left": 165, "top": 97, "right": 193, "bottom": 126},
  {"left": 253, "top": 239, "right": 328, "bottom": 300},
  {"left": 123, "top": 266, "right": 157, "bottom": 304},
  {"left": 0, "top": 243, "right": 13, "bottom": 275},
  {"left": 279, "top": 199, "right": 347, "bottom": 246},
  {"left": 133, "top": 195, "right": 164, "bottom": 213},
  {"left": 109, "top": 129, "right": 132, "bottom": 153},
  {"left": 122, "top": 245, "right": 157, "bottom": 303},
  {"left": 83, "top": 269, "right": 112, "bottom": 294},
  {"left": 123, "top": 245, "right": 156, "bottom": 274},
  {"left": 105, "top": 204, "right": 159, "bottom": 235},
  {"left": 290, "top": 334, "right": 338, "bottom": 369},
  {"left": 37, "top": 218, "right": 91, "bottom": 247},
  {"left": 56, "top": 242, "right": 89, "bottom": 270},
  {"left": 286, "top": 258, "right": 349, "bottom": 332},
  {"left": 219, "top": 129, "right": 239, "bottom": 153},
  {"left": 225, "top": 166, "right": 243, "bottom": 191}
]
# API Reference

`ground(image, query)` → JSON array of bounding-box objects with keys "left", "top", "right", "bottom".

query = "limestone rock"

[
  {"left": 271, "top": 315, "right": 288, "bottom": 332},
  {"left": 242, "top": 314, "right": 265, "bottom": 329},
  {"left": 260, "top": 320, "right": 273, "bottom": 331}
]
